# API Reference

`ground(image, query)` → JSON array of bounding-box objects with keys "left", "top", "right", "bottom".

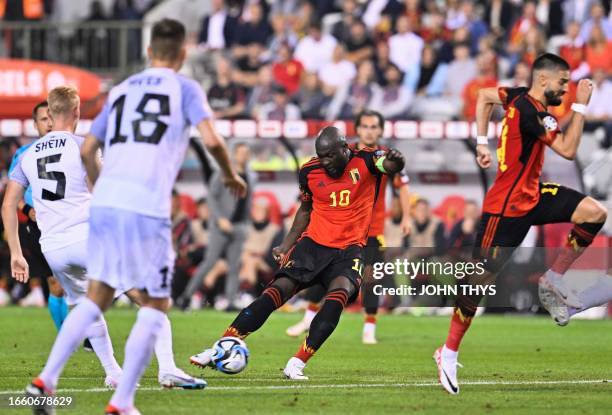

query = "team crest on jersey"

[
  {"left": 374, "top": 150, "right": 385, "bottom": 157},
  {"left": 349, "top": 168, "right": 360, "bottom": 184}
]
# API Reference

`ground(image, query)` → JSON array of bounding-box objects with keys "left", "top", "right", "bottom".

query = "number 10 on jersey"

[{"left": 330, "top": 190, "right": 350, "bottom": 207}]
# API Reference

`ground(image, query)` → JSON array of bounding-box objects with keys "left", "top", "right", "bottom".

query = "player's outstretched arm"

[
  {"left": 272, "top": 200, "right": 313, "bottom": 263},
  {"left": 380, "top": 148, "right": 406, "bottom": 175},
  {"left": 1, "top": 181, "right": 29, "bottom": 282},
  {"left": 474, "top": 87, "right": 502, "bottom": 169},
  {"left": 398, "top": 185, "right": 412, "bottom": 236},
  {"left": 197, "top": 119, "right": 247, "bottom": 197},
  {"left": 548, "top": 79, "right": 593, "bottom": 160},
  {"left": 81, "top": 135, "right": 102, "bottom": 186}
]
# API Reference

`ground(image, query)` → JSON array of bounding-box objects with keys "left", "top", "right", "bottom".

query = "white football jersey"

[
  {"left": 9, "top": 132, "right": 91, "bottom": 253},
  {"left": 90, "top": 67, "right": 212, "bottom": 218}
]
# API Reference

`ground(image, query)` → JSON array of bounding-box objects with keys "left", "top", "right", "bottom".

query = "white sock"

[
  {"left": 86, "top": 315, "right": 122, "bottom": 377},
  {"left": 545, "top": 270, "right": 563, "bottom": 282},
  {"left": 363, "top": 322, "right": 376, "bottom": 335},
  {"left": 110, "top": 307, "right": 165, "bottom": 410},
  {"left": 569, "top": 274, "right": 612, "bottom": 316},
  {"left": 304, "top": 308, "right": 317, "bottom": 325},
  {"left": 442, "top": 345, "right": 458, "bottom": 360},
  {"left": 154, "top": 314, "right": 177, "bottom": 375},
  {"left": 39, "top": 298, "right": 102, "bottom": 391}
]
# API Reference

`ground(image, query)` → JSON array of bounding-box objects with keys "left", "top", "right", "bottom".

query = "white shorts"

[
  {"left": 43, "top": 241, "right": 89, "bottom": 306},
  {"left": 87, "top": 207, "right": 175, "bottom": 298}
]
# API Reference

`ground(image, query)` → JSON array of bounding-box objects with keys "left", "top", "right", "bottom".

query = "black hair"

[
  {"left": 32, "top": 100, "right": 48, "bottom": 121},
  {"left": 532, "top": 53, "right": 570, "bottom": 73},
  {"left": 150, "top": 18, "right": 186, "bottom": 61},
  {"left": 355, "top": 109, "right": 385, "bottom": 129}
]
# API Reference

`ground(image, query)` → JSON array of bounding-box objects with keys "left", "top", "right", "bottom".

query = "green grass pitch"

[{"left": 0, "top": 307, "right": 611, "bottom": 414}]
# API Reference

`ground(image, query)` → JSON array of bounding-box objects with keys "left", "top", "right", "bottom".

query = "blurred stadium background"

[{"left": 0, "top": 0, "right": 610, "bottom": 316}]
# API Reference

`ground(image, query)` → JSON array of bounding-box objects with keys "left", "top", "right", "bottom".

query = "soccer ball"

[{"left": 212, "top": 337, "right": 250, "bottom": 374}]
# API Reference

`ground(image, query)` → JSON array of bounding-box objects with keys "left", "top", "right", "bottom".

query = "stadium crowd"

[{"left": 0, "top": 0, "right": 611, "bottom": 310}]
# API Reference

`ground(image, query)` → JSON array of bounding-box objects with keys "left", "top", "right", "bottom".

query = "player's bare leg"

[
  {"left": 539, "top": 197, "right": 607, "bottom": 323},
  {"left": 285, "top": 276, "right": 356, "bottom": 380}
]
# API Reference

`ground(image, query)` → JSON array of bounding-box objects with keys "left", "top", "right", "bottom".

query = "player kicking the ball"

[
  {"left": 433, "top": 53, "right": 607, "bottom": 395},
  {"left": 22, "top": 20, "right": 245, "bottom": 415},
  {"left": 191, "top": 126, "right": 405, "bottom": 379},
  {"left": 286, "top": 110, "right": 412, "bottom": 344}
]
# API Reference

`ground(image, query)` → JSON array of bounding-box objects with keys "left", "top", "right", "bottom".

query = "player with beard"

[{"left": 433, "top": 53, "right": 607, "bottom": 394}]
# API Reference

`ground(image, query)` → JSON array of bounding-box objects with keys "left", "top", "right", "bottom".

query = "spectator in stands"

[
  {"left": 515, "top": 26, "right": 547, "bottom": 67},
  {"left": 331, "top": 0, "right": 360, "bottom": 42},
  {"left": 579, "top": 1, "right": 612, "bottom": 42},
  {"left": 247, "top": 65, "right": 275, "bottom": 118},
  {"left": 369, "top": 63, "right": 412, "bottom": 120},
  {"left": 384, "top": 196, "right": 409, "bottom": 259},
  {"left": 198, "top": 0, "right": 238, "bottom": 50},
  {"left": 189, "top": 198, "right": 210, "bottom": 267},
  {"left": 404, "top": 44, "right": 441, "bottom": 96},
  {"left": 178, "top": 143, "right": 253, "bottom": 311},
  {"left": 362, "top": 0, "right": 404, "bottom": 32},
  {"left": 294, "top": 72, "right": 330, "bottom": 120},
  {"left": 535, "top": 0, "right": 565, "bottom": 37},
  {"left": 272, "top": 43, "right": 304, "bottom": 96},
  {"left": 445, "top": 0, "right": 466, "bottom": 31},
  {"left": 343, "top": 20, "right": 376, "bottom": 64},
  {"left": 559, "top": 21, "right": 586, "bottom": 72},
  {"left": 462, "top": 52, "right": 499, "bottom": 121},
  {"left": 238, "top": 198, "right": 284, "bottom": 304},
  {"left": 373, "top": 41, "right": 393, "bottom": 86},
  {"left": 266, "top": 13, "right": 298, "bottom": 60},
  {"left": 508, "top": 1, "right": 540, "bottom": 55},
  {"left": 328, "top": 60, "right": 378, "bottom": 120},
  {"left": 484, "top": 0, "right": 517, "bottom": 40},
  {"left": 460, "top": 0, "right": 489, "bottom": 53},
  {"left": 406, "top": 198, "right": 446, "bottom": 257},
  {"left": 585, "top": 24, "right": 612, "bottom": 74},
  {"left": 447, "top": 199, "right": 480, "bottom": 249},
  {"left": 404, "top": 0, "right": 422, "bottom": 33},
  {"left": 318, "top": 44, "right": 357, "bottom": 93},
  {"left": 207, "top": 56, "right": 246, "bottom": 119},
  {"left": 233, "top": 43, "right": 265, "bottom": 89},
  {"left": 585, "top": 68, "right": 612, "bottom": 148},
  {"left": 389, "top": 15, "right": 424, "bottom": 73},
  {"left": 258, "top": 85, "right": 301, "bottom": 121},
  {"left": 233, "top": 2, "right": 272, "bottom": 57},
  {"left": 412, "top": 42, "right": 476, "bottom": 120},
  {"left": 419, "top": 10, "right": 452, "bottom": 50},
  {"left": 294, "top": 21, "right": 337, "bottom": 72},
  {"left": 437, "top": 25, "right": 471, "bottom": 64},
  {"left": 563, "top": 0, "right": 598, "bottom": 28},
  {"left": 500, "top": 60, "right": 530, "bottom": 88}
]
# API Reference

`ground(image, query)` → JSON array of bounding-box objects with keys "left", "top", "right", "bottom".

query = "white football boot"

[
  {"left": 285, "top": 319, "right": 310, "bottom": 337},
  {"left": 158, "top": 368, "right": 207, "bottom": 389},
  {"left": 283, "top": 357, "right": 309, "bottom": 380},
  {"left": 189, "top": 348, "right": 217, "bottom": 369},
  {"left": 433, "top": 346, "right": 462, "bottom": 395},
  {"left": 362, "top": 322, "right": 378, "bottom": 344}
]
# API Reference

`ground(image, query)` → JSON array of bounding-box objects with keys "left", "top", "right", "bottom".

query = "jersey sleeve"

[
  {"left": 519, "top": 101, "right": 560, "bottom": 145},
  {"left": 180, "top": 77, "right": 213, "bottom": 126},
  {"left": 90, "top": 98, "right": 111, "bottom": 142},
  {"left": 498, "top": 87, "right": 528, "bottom": 110},
  {"left": 356, "top": 149, "right": 384, "bottom": 176},
  {"left": 8, "top": 152, "right": 29, "bottom": 188},
  {"left": 298, "top": 166, "right": 313, "bottom": 202}
]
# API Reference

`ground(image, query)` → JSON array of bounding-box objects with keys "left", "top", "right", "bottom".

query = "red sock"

[
  {"left": 550, "top": 228, "right": 591, "bottom": 275},
  {"left": 445, "top": 308, "right": 473, "bottom": 352},
  {"left": 365, "top": 315, "right": 376, "bottom": 324},
  {"left": 294, "top": 340, "right": 316, "bottom": 363},
  {"left": 307, "top": 302, "right": 320, "bottom": 313}
]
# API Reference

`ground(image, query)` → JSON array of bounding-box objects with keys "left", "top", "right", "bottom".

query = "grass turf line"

[{"left": 0, "top": 308, "right": 611, "bottom": 414}]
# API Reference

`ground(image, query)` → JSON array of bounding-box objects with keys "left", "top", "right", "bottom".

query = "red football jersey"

[
  {"left": 349, "top": 143, "right": 409, "bottom": 237},
  {"left": 482, "top": 87, "right": 560, "bottom": 217},
  {"left": 299, "top": 149, "right": 382, "bottom": 248}
]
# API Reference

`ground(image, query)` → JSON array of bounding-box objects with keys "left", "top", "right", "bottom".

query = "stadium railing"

[{"left": 0, "top": 20, "right": 144, "bottom": 75}]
